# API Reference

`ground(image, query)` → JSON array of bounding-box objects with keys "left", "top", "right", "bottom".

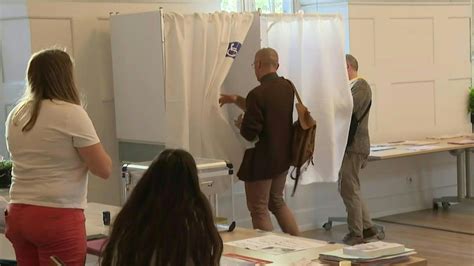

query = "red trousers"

[{"left": 5, "top": 204, "right": 86, "bottom": 266}]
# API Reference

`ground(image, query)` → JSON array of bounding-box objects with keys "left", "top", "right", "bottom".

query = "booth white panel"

[
  {"left": 221, "top": 14, "right": 261, "bottom": 123},
  {"left": 110, "top": 11, "right": 165, "bottom": 143}
]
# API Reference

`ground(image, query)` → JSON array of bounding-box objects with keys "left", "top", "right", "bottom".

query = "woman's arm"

[{"left": 77, "top": 143, "right": 112, "bottom": 179}]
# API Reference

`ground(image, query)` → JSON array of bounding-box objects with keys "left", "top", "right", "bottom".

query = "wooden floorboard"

[
  {"left": 302, "top": 203, "right": 474, "bottom": 265},
  {"left": 374, "top": 203, "right": 474, "bottom": 235}
]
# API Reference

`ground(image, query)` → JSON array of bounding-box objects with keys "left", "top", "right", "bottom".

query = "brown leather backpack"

[{"left": 286, "top": 80, "right": 317, "bottom": 196}]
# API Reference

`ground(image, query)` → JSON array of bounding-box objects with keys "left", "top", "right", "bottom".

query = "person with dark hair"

[
  {"left": 101, "top": 149, "right": 223, "bottom": 266},
  {"left": 339, "top": 54, "right": 376, "bottom": 245},
  {"left": 5, "top": 48, "right": 112, "bottom": 265}
]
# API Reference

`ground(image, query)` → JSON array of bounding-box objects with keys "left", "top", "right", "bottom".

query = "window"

[{"left": 221, "top": 0, "right": 294, "bottom": 13}]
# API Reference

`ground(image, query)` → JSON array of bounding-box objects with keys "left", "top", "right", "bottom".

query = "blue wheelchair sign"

[{"left": 226, "top": 42, "right": 242, "bottom": 59}]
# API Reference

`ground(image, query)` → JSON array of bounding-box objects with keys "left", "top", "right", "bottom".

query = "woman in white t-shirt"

[{"left": 4, "top": 48, "right": 112, "bottom": 265}]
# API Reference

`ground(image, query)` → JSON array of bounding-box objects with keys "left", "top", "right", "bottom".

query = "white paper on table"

[
  {"left": 401, "top": 140, "right": 439, "bottom": 146},
  {"left": 426, "top": 134, "right": 466, "bottom": 140},
  {"left": 225, "top": 235, "right": 327, "bottom": 256},
  {"left": 370, "top": 146, "right": 396, "bottom": 152},
  {"left": 291, "top": 258, "right": 328, "bottom": 266},
  {"left": 448, "top": 139, "right": 474, "bottom": 145},
  {"left": 405, "top": 145, "right": 438, "bottom": 151},
  {"left": 371, "top": 143, "right": 399, "bottom": 147}
]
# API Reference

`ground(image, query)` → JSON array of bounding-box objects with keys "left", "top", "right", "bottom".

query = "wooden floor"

[
  {"left": 302, "top": 204, "right": 474, "bottom": 266},
  {"left": 374, "top": 203, "right": 474, "bottom": 235}
]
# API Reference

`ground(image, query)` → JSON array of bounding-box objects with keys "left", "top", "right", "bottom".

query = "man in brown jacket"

[
  {"left": 340, "top": 54, "right": 377, "bottom": 245},
  {"left": 219, "top": 48, "right": 299, "bottom": 236}
]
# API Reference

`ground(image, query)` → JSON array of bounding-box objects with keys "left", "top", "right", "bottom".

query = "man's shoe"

[
  {"left": 363, "top": 226, "right": 378, "bottom": 240},
  {"left": 342, "top": 233, "right": 365, "bottom": 246}
]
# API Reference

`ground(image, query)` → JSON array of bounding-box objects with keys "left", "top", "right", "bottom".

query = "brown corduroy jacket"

[{"left": 237, "top": 73, "right": 295, "bottom": 182}]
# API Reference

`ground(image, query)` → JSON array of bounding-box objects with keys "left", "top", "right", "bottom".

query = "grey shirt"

[{"left": 346, "top": 78, "right": 372, "bottom": 156}]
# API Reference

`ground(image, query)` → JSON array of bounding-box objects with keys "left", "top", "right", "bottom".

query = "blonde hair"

[
  {"left": 14, "top": 48, "right": 81, "bottom": 132},
  {"left": 346, "top": 54, "right": 359, "bottom": 71}
]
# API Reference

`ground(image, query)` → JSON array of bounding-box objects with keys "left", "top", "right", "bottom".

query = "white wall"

[
  {"left": 350, "top": 4, "right": 471, "bottom": 142},
  {"left": 0, "top": 0, "right": 220, "bottom": 205},
  {"left": 275, "top": 2, "right": 471, "bottom": 232}
]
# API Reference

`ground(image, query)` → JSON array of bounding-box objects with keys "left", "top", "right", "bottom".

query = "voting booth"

[{"left": 110, "top": 10, "right": 352, "bottom": 188}]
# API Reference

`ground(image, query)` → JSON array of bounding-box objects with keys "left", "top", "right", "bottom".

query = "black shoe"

[
  {"left": 342, "top": 233, "right": 365, "bottom": 246},
  {"left": 363, "top": 226, "right": 378, "bottom": 240}
]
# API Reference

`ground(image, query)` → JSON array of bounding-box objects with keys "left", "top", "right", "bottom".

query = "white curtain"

[
  {"left": 164, "top": 12, "right": 253, "bottom": 165},
  {"left": 262, "top": 13, "right": 353, "bottom": 184}
]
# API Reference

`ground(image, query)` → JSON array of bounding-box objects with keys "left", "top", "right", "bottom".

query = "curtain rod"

[{"left": 260, "top": 13, "right": 342, "bottom": 19}]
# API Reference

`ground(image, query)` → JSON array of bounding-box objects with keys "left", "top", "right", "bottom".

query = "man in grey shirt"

[{"left": 339, "top": 54, "right": 377, "bottom": 245}]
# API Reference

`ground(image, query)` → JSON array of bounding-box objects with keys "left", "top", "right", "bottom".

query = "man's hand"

[
  {"left": 219, "top": 94, "right": 237, "bottom": 107},
  {"left": 234, "top": 114, "right": 243, "bottom": 129}
]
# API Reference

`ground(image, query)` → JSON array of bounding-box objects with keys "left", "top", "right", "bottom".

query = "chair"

[{"left": 0, "top": 259, "right": 16, "bottom": 266}]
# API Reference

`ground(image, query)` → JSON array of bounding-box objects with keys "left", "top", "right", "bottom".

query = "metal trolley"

[{"left": 121, "top": 158, "right": 234, "bottom": 217}]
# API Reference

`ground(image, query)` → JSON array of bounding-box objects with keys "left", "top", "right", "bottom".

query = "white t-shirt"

[{"left": 6, "top": 100, "right": 100, "bottom": 209}]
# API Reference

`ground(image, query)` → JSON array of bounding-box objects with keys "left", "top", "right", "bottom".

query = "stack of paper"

[
  {"left": 370, "top": 146, "right": 396, "bottom": 152},
  {"left": 225, "top": 235, "right": 326, "bottom": 255},
  {"left": 221, "top": 254, "right": 272, "bottom": 265},
  {"left": 319, "top": 242, "right": 416, "bottom": 265},
  {"left": 448, "top": 139, "right": 474, "bottom": 145},
  {"left": 427, "top": 134, "right": 465, "bottom": 140},
  {"left": 401, "top": 140, "right": 439, "bottom": 146},
  {"left": 343, "top": 241, "right": 405, "bottom": 257},
  {"left": 405, "top": 145, "right": 438, "bottom": 151}
]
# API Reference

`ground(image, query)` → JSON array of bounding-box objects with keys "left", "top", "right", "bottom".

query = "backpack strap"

[{"left": 285, "top": 79, "right": 303, "bottom": 105}]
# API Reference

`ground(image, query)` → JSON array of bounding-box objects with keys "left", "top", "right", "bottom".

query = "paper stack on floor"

[{"left": 319, "top": 241, "right": 416, "bottom": 265}]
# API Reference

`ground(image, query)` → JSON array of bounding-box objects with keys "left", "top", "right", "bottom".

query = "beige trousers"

[
  {"left": 338, "top": 152, "right": 373, "bottom": 236},
  {"left": 245, "top": 171, "right": 300, "bottom": 236}
]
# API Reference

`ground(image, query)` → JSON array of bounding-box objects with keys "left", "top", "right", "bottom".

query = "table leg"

[
  {"left": 214, "top": 194, "right": 219, "bottom": 217},
  {"left": 231, "top": 175, "right": 235, "bottom": 222},
  {"left": 455, "top": 150, "right": 464, "bottom": 202},
  {"left": 466, "top": 149, "right": 472, "bottom": 198},
  {"left": 434, "top": 150, "right": 466, "bottom": 209}
]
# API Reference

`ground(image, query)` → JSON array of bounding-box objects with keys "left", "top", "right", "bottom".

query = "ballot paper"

[
  {"left": 405, "top": 145, "right": 438, "bottom": 151},
  {"left": 320, "top": 248, "right": 415, "bottom": 262},
  {"left": 235, "top": 113, "right": 259, "bottom": 149},
  {"left": 225, "top": 235, "right": 326, "bottom": 256},
  {"left": 221, "top": 254, "right": 272, "bottom": 265},
  {"left": 427, "top": 134, "right": 467, "bottom": 140},
  {"left": 343, "top": 241, "right": 405, "bottom": 257},
  {"left": 401, "top": 140, "right": 439, "bottom": 146},
  {"left": 370, "top": 146, "right": 396, "bottom": 152},
  {"left": 448, "top": 139, "right": 474, "bottom": 145}
]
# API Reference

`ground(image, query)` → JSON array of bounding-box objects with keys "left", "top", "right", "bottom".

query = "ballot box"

[{"left": 121, "top": 158, "right": 234, "bottom": 215}]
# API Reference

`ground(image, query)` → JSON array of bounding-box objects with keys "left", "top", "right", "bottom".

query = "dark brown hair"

[
  {"left": 13, "top": 48, "right": 80, "bottom": 132},
  {"left": 101, "top": 149, "right": 223, "bottom": 266}
]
